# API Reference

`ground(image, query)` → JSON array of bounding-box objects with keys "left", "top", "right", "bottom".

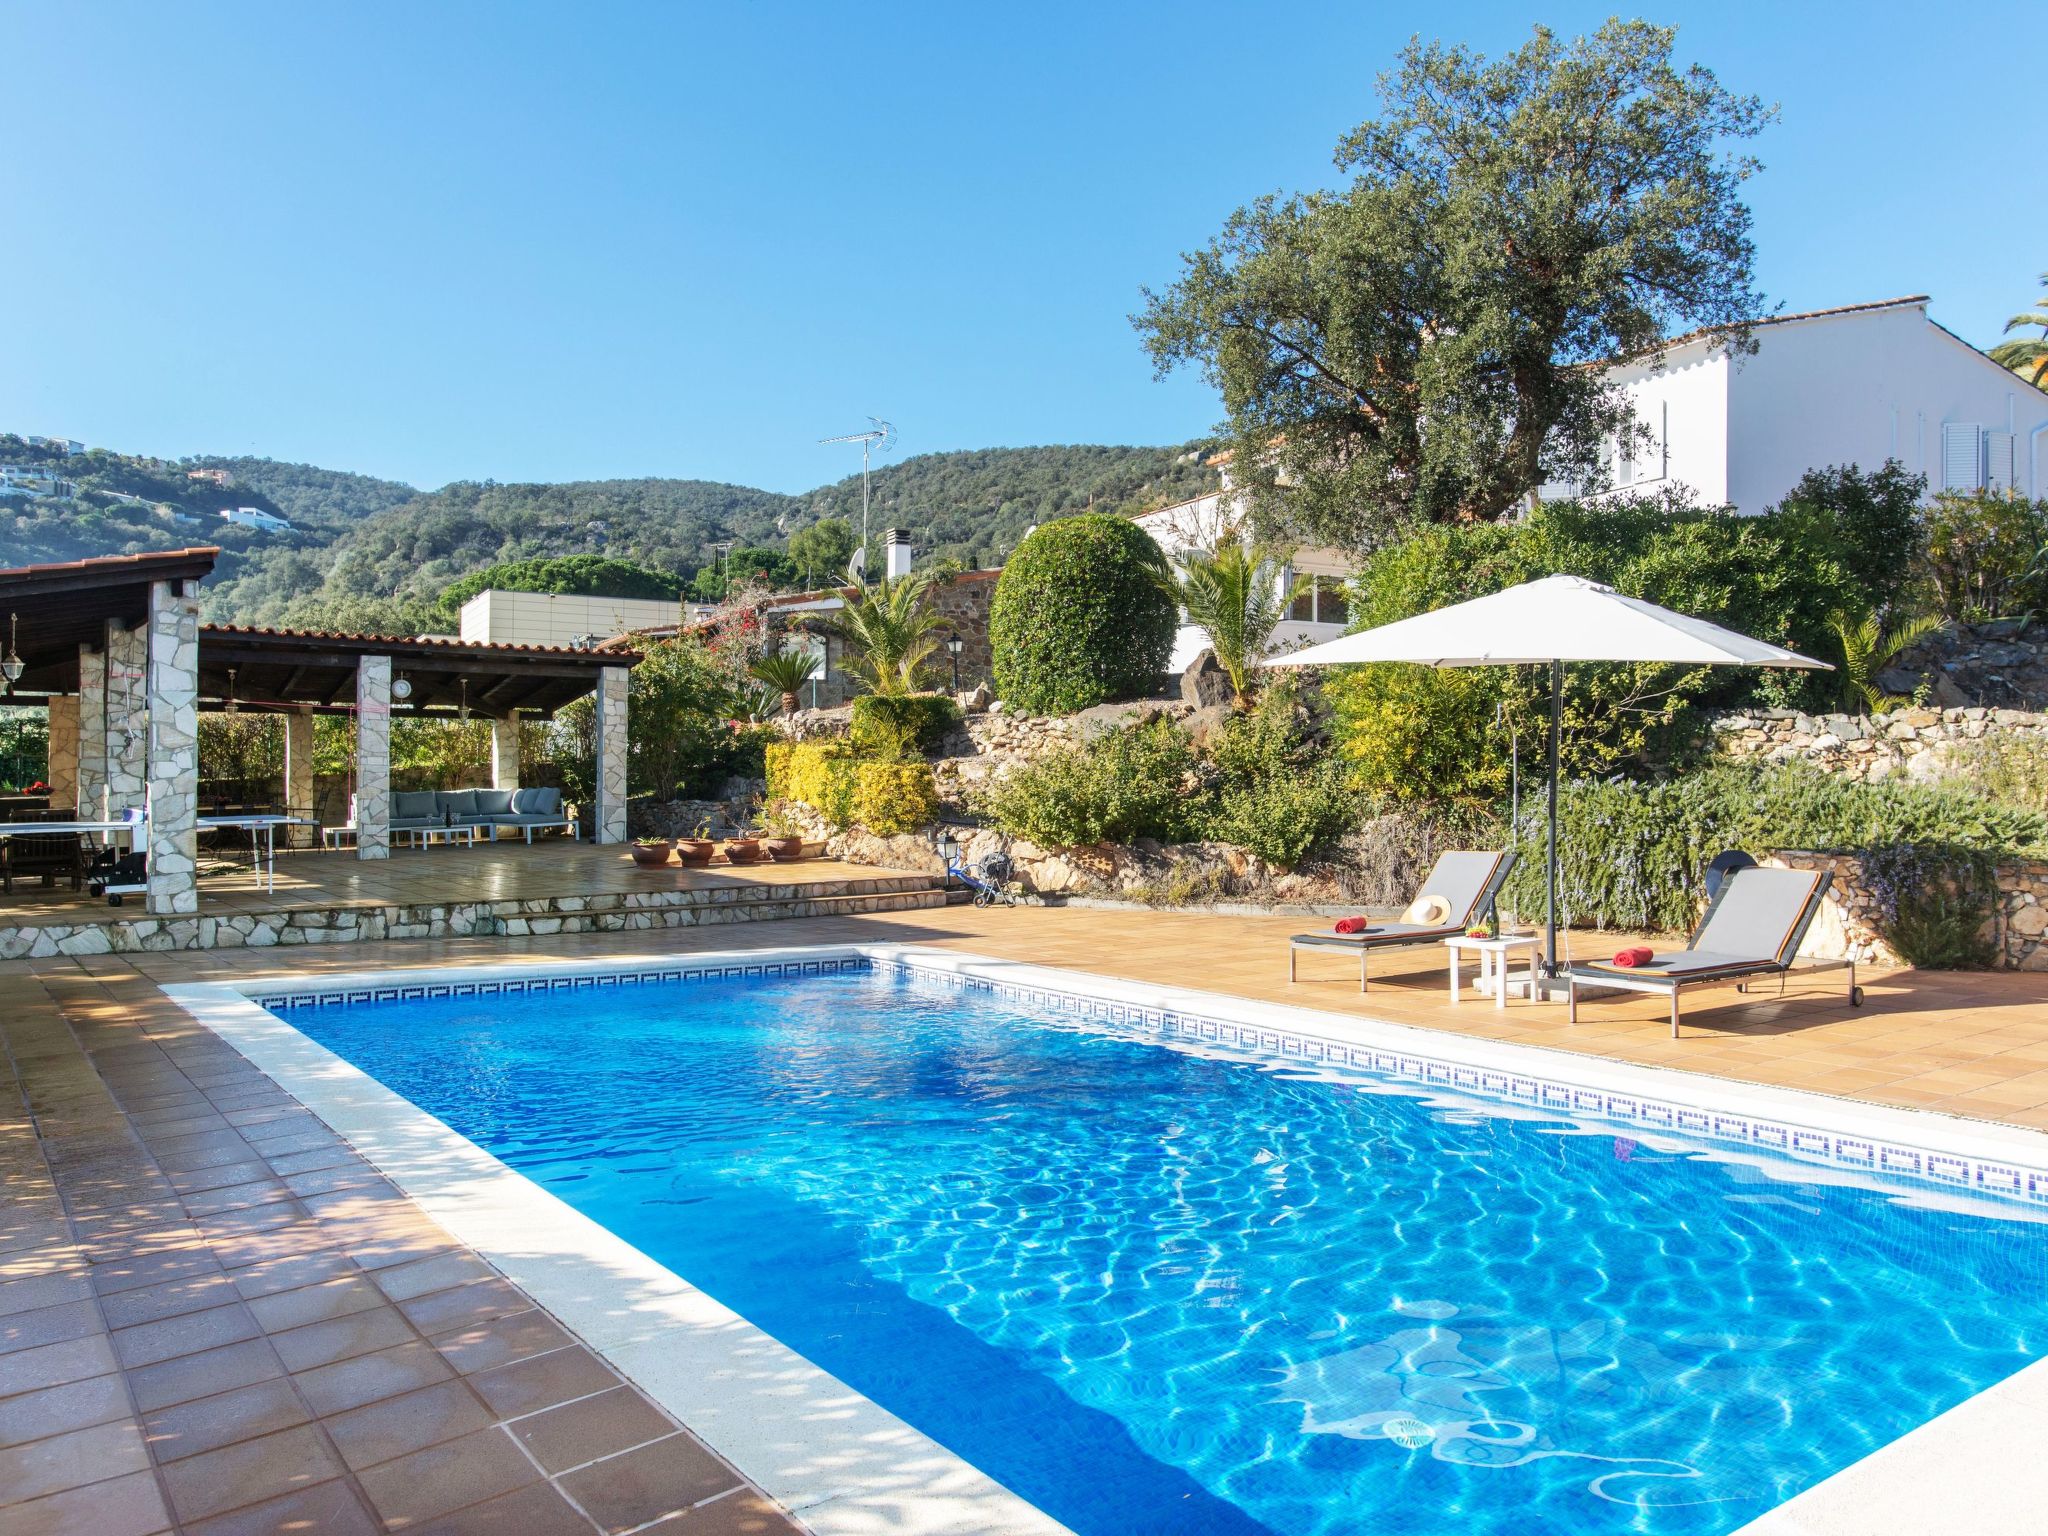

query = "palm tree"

[
  {"left": 747, "top": 648, "right": 821, "bottom": 714},
  {"left": 1830, "top": 607, "right": 1947, "bottom": 714},
  {"left": 1166, "top": 541, "right": 1299, "bottom": 707},
  {"left": 1989, "top": 271, "right": 2048, "bottom": 388},
  {"left": 825, "top": 574, "right": 942, "bottom": 697}
]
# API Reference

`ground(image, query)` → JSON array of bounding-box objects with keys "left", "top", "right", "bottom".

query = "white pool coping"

[{"left": 165, "top": 942, "right": 2048, "bottom": 1536}]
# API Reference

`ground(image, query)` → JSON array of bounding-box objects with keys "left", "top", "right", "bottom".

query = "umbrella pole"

[{"left": 1547, "top": 658, "right": 1562, "bottom": 983}]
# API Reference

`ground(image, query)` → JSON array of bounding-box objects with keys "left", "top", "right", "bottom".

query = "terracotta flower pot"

[
  {"left": 723, "top": 838, "right": 766, "bottom": 865},
  {"left": 629, "top": 842, "right": 672, "bottom": 867},
  {"left": 762, "top": 835, "right": 805, "bottom": 861},
  {"left": 674, "top": 839, "right": 716, "bottom": 866}
]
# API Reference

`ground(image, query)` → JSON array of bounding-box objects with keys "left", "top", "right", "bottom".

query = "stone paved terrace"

[
  {"left": 7, "top": 902, "right": 2048, "bottom": 1532},
  {"left": 0, "top": 841, "right": 948, "bottom": 957}
]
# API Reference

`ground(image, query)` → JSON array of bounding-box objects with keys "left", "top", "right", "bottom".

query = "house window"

[
  {"left": 1287, "top": 574, "right": 1348, "bottom": 625},
  {"left": 1941, "top": 423, "right": 1984, "bottom": 492}
]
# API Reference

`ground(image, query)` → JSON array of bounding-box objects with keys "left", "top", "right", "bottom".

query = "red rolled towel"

[
  {"left": 1611, "top": 947, "right": 1655, "bottom": 968},
  {"left": 1334, "top": 916, "right": 1372, "bottom": 935}
]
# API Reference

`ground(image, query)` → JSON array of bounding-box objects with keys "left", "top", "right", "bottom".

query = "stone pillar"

[
  {"left": 45, "top": 696, "right": 78, "bottom": 810},
  {"left": 145, "top": 579, "right": 200, "bottom": 916},
  {"left": 355, "top": 656, "right": 391, "bottom": 861},
  {"left": 76, "top": 645, "right": 106, "bottom": 819},
  {"left": 104, "top": 620, "right": 148, "bottom": 819},
  {"left": 594, "top": 666, "right": 628, "bottom": 844},
  {"left": 284, "top": 710, "right": 316, "bottom": 848},
  {"left": 489, "top": 715, "right": 520, "bottom": 790}
]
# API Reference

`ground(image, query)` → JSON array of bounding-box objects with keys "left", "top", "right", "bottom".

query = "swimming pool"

[{"left": 239, "top": 953, "right": 2048, "bottom": 1536}]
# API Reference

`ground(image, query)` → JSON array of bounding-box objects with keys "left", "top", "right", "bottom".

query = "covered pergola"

[{"left": 2, "top": 548, "right": 639, "bottom": 917}]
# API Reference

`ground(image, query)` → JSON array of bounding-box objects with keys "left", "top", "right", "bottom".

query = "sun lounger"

[
  {"left": 1289, "top": 850, "right": 1518, "bottom": 991},
  {"left": 1567, "top": 863, "right": 1863, "bottom": 1037}
]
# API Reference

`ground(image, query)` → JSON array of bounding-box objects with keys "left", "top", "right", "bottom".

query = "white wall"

[{"left": 460, "top": 590, "right": 685, "bottom": 648}]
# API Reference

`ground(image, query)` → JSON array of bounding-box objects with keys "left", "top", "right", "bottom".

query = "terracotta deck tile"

[
  {"left": 403, "top": 1479, "right": 597, "bottom": 1536},
  {"left": 290, "top": 1339, "right": 456, "bottom": 1418},
  {"left": 140, "top": 1375, "right": 311, "bottom": 1464},
  {"left": 0, "top": 1417, "right": 152, "bottom": 1503},
  {"left": 0, "top": 1467, "right": 172, "bottom": 1536},
  {"left": 432, "top": 1308, "right": 575, "bottom": 1375},
  {"left": 464, "top": 1345, "right": 620, "bottom": 1419},
  {"left": 181, "top": 1478, "right": 381, "bottom": 1536},
  {"left": 354, "top": 1424, "right": 541, "bottom": 1527},
  {"left": 400, "top": 1277, "right": 534, "bottom": 1338},
  {"left": 158, "top": 1421, "right": 345, "bottom": 1524},
  {"left": 125, "top": 1336, "right": 286, "bottom": 1414},
  {"left": 0, "top": 1373, "right": 133, "bottom": 1451},
  {"left": 646, "top": 1488, "right": 804, "bottom": 1534},
  {"left": 0, "top": 1298, "right": 101, "bottom": 1357},
  {"left": 371, "top": 1252, "right": 497, "bottom": 1305},
  {"left": 509, "top": 1384, "right": 677, "bottom": 1475},
  {"left": 0, "top": 1333, "right": 119, "bottom": 1398},
  {"left": 557, "top": 1432, "right": 746, "bottom": 1534},
  {"left": 322, "top": 1377, "right": 495, "bottom": 1472},
  {"left": 244, "top": 1272, "right": 389, "bottom": 1334}
]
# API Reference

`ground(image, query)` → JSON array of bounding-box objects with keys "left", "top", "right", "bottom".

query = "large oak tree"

[{"left": 1135, "top": 20, "right": 1773, "bottom": 550}]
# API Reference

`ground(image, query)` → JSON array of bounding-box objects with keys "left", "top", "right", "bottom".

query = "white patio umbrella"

[{"left": 1267, "top": 574, "right": 1830, "bottom": 984}]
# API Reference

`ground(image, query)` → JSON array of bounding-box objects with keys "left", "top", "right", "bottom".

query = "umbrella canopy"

[
  {"left": 1267, "top": 573, "right": 1829, "bottom": 988},
  {"left": 1265, "top": 574, "right": 1831, "bottom": 672}
]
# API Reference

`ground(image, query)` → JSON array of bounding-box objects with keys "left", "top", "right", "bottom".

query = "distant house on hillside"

[
  {"left": 1543, "top": 295, "right": 2048, "bottom": 510},
  {"left": 0, "top": 465, "right": 69, "bottom": 500},
  {"left": 23, "top": 435, "right": 85, "bottom": 456},
  {"left": 186, "top": 467, "right": 235, "bottom": 489},
  {"left": 219, "top": 506, "right": 292, "bottom": 534}
]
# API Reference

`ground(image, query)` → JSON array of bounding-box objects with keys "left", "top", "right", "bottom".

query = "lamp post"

[
  {"left": 944, "top": 630, "right": 964, "bottom": 691},
  {"left": 933, "top": 826, "right": 960, "bottom": 888}
]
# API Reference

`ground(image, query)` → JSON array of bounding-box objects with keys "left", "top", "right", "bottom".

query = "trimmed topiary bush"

[
  {"left": 765, "top": 738, "right": 938, "bottom": 835},
  {"left": 851, "top": 761, "right": 940, "bottom": 835},
  {"left": 990, "top": 515, "right": 1177, "bottom": 713}
]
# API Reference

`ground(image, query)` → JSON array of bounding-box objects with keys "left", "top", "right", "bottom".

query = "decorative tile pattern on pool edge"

[
  {"left": 244, "top": 952, "right": 2048, "bottom": 1212},
  {"left": 888, "top": 960, "right": 2048, "bottom": 1213},
  {"left": 252, "top": 954, "right": 873, "bottom": 1011}
]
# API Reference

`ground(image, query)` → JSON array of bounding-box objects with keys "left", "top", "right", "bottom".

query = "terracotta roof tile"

[
  {"left": 200, "top": 623, "right": 641, "bottom": 662},
  {"left": 0, "top": 546, "right": 222, "bottom": 582}
]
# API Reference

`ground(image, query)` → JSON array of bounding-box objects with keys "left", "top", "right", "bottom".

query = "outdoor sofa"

[
  {"left": 386, "top": 787, "right": 578, "bottom": 844},
  {"left": 1566, "top": 863, "right": 1863, "bottom": 1037},
  {"left": 1289, "top": 850, "right": 1518, "bottom": 991}
]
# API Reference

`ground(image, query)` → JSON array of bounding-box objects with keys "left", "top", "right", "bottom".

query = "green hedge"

[
  {"left": 765, "top": 738, "right": 937, "bottom": 835},
  {"left": 1502, "top": 762, "right": 2048, "bottom": 935},
  {"left": 989, "top": 515, "right": 1177, "bottom": 713},
  {"left": 849, "top": 693, "right": 962, "bottom": 761}
]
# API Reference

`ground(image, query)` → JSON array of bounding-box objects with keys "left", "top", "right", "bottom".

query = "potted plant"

[
  {"left": 723, "top": 831, "right": 767, "bottom": 864},
  {"left": 759, "top": 801, "right": 806, "bottom": 861},
  {"left": 629, "top": 838, "right": 673, "bottom": 868},
  {"left": 674, "top": 823, "right": 717, "bottom": 866}
]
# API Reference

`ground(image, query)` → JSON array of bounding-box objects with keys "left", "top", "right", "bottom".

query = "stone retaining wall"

[
  {"left": 1769, "top": 850, "right": 2048, "bottom": 971},
  {"left": 1711, "top": 707, "right": 2048, "bottom": 782},
  {"left": 0, "top": 875, "right": 944, "bottom": 960}
]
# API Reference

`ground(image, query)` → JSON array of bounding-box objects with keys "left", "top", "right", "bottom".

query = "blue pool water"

[{"left": 279, "top": 965, "right": 2048, "bottom": 1536}]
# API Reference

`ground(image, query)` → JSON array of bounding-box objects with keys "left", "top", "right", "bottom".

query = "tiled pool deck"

[{"left": 7, "top": 900, "right": 2048, "bottom": 1532}]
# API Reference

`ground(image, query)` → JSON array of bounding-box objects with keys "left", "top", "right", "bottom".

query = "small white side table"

[
  {"left": 1443, "top": 932, "right": 1542, "bottom": 1008},
  {"left": 412, "top": 825, "right": 475, "bottom": 851}
]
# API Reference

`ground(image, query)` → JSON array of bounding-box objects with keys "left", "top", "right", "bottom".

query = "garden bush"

[
  {"left": 974, "top": 718, "right": 1206, "bottom": 846},
  {"left": 1205, "top": 686, "right": 1356, "bottom": 866},
  {"left": 767, "top": 739, "right": 937, "bottom": 835},
  {"left": 849, "top": 693, "right": 962, "bottom": 761},
  {"left": 1920, "top": 492, "right": 2048, "bottom": 623},
  {"left": 989, "top": 515, "right": 1177, "bottom": 713},
  {"left": 851, "top": 761, "right": 940, "bottom": 835},
  {"left": 1499, "top": 761, "right": 2048, "bottom": 936}
]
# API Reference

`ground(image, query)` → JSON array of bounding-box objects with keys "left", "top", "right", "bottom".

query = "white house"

[
  {"left": 23, "top": 435, "right": 85, "bottom": 455},
  {"left": 219, "top": 506, "right": 293, "bottom": 534},
  {"left": 1133, "top": 491, "right": 1353, "bottom": 673},
  {"left": 460, "top": 589, "right": 685, "bottom": 649},
  {"left": 1548, "top": 296, "right": 2048, "bottom": 510}
]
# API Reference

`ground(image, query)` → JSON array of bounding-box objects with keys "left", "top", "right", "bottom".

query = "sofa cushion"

[
  {"left": 393, "top": 790, "right": 439, "bottom": 820},
  {"left": 441, "top": 789, "right": 482, "bottom": 819},
  {"left": 473, "top": 789, "right": 514, "bottom": 816},
  {"left": 512, "top": 787, "right": 562, "bottom": 816}
]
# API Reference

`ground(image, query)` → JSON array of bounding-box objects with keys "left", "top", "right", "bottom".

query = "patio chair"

[
  {"left": 1289, "top": 850, "right": 1518, "bottom": 992},
  {"left": 1, "top": 814, "right": 88, "bottom": 894},
  {"left": 1566, "top": 862, "right": 1863, "bottom": 1038}
]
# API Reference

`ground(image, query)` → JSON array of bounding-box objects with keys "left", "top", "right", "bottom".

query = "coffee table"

[{"left": 1443, "top": 932, "right": 1542, "bottom": 1008}]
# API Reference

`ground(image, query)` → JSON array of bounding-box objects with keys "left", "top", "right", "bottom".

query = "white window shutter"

[
  {"left": 1986, "top": 432, "right": 2016, "bottom": 494},
  {"left": 1941, "top": 423, "right": 1984, "bottom": 492}
]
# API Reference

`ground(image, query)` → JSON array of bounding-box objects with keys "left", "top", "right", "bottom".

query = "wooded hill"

[{"left": 0, "top": 436, "right": 1215, "bottom": 630}]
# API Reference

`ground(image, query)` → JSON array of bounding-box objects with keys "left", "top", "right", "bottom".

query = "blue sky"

[{"left": 3, "top": 1, "right": 2042, "bottom": 494}]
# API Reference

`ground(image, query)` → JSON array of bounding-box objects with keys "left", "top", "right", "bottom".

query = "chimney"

[{"left": 884, "top": 527, "right": 913, "bottom": 581}]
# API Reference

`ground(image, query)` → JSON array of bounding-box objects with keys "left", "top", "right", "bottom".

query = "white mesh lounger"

[
  {"left": 1289, "top": 850, "right": 1518, "bottom": 993},
  {"left": 1566, "top": 865, "right": 1864, "bottom": 1038}
]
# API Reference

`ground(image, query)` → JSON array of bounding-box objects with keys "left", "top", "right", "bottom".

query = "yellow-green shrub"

[
  {"left": 765, "top": 740, "right": 855, "bottom": 827},
  {"left": 767, "top": 739, "right": 936, "bottom": 834},
  {"left": 851, "top": 762, "right": 939, "bottom": 835}
]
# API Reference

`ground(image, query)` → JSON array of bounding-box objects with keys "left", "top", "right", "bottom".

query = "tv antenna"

[{"left": 818, "top": 418, "right": 895, "bottom": 558}]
